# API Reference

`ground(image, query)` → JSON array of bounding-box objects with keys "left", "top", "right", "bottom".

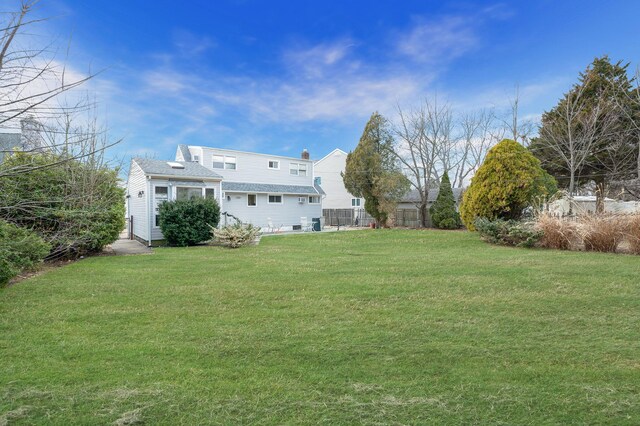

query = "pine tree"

[
  {"left": 429, "top": 172, "right": 461, "bottom": 229},
  {"left": 342, "top": 112, "right": 409, "bottom": 226}
]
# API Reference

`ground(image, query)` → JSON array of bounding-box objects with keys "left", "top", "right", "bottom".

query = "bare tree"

[
  {"left": 535, "top": 78, "right": 618, "bottom": 198},
  {"left": 502, "top": 85, "right": 535, "bottom": 145},
  {"left": 0, "top": 0, "right": 99, "bottom": 173},
  {"left": 452, "top": 108, "right": 501, "bottom": 188}
]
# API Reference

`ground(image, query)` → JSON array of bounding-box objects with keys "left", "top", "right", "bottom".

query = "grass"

[{"left": 1, "top": 229, "right": 639, "bottom": 424}]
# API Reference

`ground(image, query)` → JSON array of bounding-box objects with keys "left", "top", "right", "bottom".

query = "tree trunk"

[
  {"left": 595, "top": 180, "right": 605, "bottom": 214},
  {"left": 420, "top": 201, "right": 428, "bottom": 228}
]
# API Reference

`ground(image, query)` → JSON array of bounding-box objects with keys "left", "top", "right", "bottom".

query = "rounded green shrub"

[
  {"left": 429, "top": 172, "right": 461, "bottom": 229},
  {"left": 460, "top": 139, "right": 557, "bottom": 231},
  {"left": 0, "top": 220, "right": 50, "bottom": 285},
  {"left": 159, "top": 198, "right": 220, "bottom": 246}
]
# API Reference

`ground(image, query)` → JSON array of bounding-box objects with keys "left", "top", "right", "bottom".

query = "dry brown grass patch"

[
  {"left": 578, "top": 214, "right": 627, "bottom": 253},
  {"left": 536, "top": 214, "right": 578, "bottom": 250}
]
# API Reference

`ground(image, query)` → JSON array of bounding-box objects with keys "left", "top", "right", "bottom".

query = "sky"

[{"left": 16, "top": 0, "right": 640, "bottom": 165}]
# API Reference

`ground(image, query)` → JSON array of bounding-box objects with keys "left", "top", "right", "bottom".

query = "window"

[
  {"left": 268, "top": 160, "right": 279, "bottom": 169},
  {"left": 155, "top": 186, "right": 168, "bottom": 197},
  {"left": 352, "top": 198, "right": 361, "bottom": 207},
  {"left": 177, "top": 187, "right": 203, "bottom": 201},
  {"left": 289, "top": 162, "right": 307, "bottom": 176},
  {"left": 193, "top": 155, "right": 200, "bottom": 163},
  {"left": 212, "top": 155, "right": 224, "bottom": 169},
  {"left": 308, "top": 196, "right": 320, "bottom": 204},
  {"left": 268, "top": 195, "right": 283, "bottom": 204},
  {"left": 205, "top": 188, "right": 215, "bottom": 200},
  {"left": 247, "top": 194, "right": 257, "bottom": 206},
  {"left": 225, "top": 156, "right": 236, "bottom": 170},
  {"left": 314, "top": 176, "right": 321, "bottom": 185},
  {"left": 154, "top": 186, "right": 168, "bottom": 228}
]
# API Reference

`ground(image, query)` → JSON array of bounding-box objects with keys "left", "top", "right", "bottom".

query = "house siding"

[
  {"left": 314, "top": 149, "right": 363, "bottom": 209},
  {"left": 188, "top": 146, "right": 316, "bottom": 187},
  {"left": 222, "top": 192, "right": 322, "bottom": 229},
  {"left": 127, "top": 161, "right": 150, "bottom": 242}
]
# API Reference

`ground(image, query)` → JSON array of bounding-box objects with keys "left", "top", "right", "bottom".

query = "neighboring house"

[
  {"left": 126, "top": 157, "right": 223, "bottom": 245},
  {"left": 314, "top": 148, "right": 364, "bottom": 209},
  {"left": 396, "top": 188, "right": 464, "bottom": 227},
  {"left": 175, "top": 144, "right": 324, "bottom": 232},
  {"left": 0, "top": 132, "right": 21, "bottom": 162},
  {"left": 547, "top": 195, "right": 640, "bottom": 216},
  {"left": 0, "top": 117, "right": 47, "bottom": 162}
]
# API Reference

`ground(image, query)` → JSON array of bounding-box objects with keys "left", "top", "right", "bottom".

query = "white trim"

[
  {"left": 267, "top": 194, "right": 283, "bottom": 204},
  {"left": 247, "top": 193, "right": 258, "bottom": 207},
  {"left": 315, "top": 148, "right": 348, "bottom": 165}
]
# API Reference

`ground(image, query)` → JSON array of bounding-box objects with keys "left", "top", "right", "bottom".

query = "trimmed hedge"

[
  {"left": 159, "top": 198, "right": 220, "bottom": 246},
  {"left": 0, "top": 220, "right": 50, "bottom": 285}
]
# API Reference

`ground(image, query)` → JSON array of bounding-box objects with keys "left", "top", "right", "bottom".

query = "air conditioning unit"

[{"left": 298, "top": 196, "right": 305, "bottom": 204}]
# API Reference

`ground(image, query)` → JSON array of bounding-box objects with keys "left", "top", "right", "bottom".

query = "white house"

[
  {"left": 126, "top": 158, "right": 223, "bottom": 245},
  {"left": 125, "top": 146, "right": 324, "bottom": 245},
  {"left": 314, "top": 148, "right": 364, "bottom": 210}
]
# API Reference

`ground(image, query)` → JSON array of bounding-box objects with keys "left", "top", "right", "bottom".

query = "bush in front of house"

[
  {"left": 474, "top": 217, "right": 543, "bottom": 248},
  {"left": 159, "top": 198, "right": 220, "bottom": 246},
  {"left": 429, "top": 172, "right": 461, "bottom": 229},
  {"left": 0, "top": 220, "right": 51, "bottom": 286},
  {"left": 460, "top": 139, "right": 557, "bottom": 231},
  {"left": 211, "top": 222, "right": 261, "bottom": 248}
]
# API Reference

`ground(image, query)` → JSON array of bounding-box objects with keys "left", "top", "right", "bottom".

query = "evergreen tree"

[
  {"left": 342, "top": 112, "right": 409, "bottom": 226},
  {"left": 429, "top": 172, "right": 461, "bottom": 229},
  {"left": 460, "top": 139, "right": 557, "bottom": 230}
]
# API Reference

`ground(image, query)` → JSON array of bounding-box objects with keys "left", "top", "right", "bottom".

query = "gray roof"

[
  {"left": 314, "top": 183, "right": 325, "bottom": 195},
  {"left": 222, "top": 181, "right": 321, "bottom": 195},
  {"left": 133, "top": 158, "right": 222, "bottom": 179},
  {"left": 0, "top": 133, "right": 22, "bottom": 162},
  {"left": 401, "top": 187, "right": 464, "bottom": 203},
  {"left": 177, "top": 144, "right": 191, "bottom": 162}
]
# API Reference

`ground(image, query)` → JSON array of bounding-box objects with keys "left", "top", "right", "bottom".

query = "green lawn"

[{"left": 1, "top": 230, "right": 639, "bottom": 424}]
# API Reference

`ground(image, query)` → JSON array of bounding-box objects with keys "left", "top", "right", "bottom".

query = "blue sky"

[{"left": 28, "top": 0, "right": 640, "bottom": 163}]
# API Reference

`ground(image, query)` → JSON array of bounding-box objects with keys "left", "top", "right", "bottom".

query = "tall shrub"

[
  {"left": 0, "top": 152, "right": 125, "bottom": 258},
  {"left": 0, "top": 220, "right": 50, "bottom": 285},
  {"left": 159, "top": 198, "right": 220, "bottom": 246},
  {"left": 429, "top": 172, "right": 461, "bottom": 229},
  {"left": 460, "top": 139, "right": 557, "bottom": 230}
]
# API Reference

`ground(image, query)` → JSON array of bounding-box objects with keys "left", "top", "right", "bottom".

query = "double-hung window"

[
  {"left": 289, "top": 162, "right": 307, "bottom": 176},
  {"left": 308, "top": 196, "right": 320, "bottom": 204},
  {"left": 212, "top": 154, "right": 237, "bottom": 170}
]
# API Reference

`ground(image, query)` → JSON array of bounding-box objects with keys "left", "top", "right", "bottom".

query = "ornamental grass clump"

[
  {"left": 535, "top": 214, "right": 578, "bottom": 250},
  {"left": 212, "top": 222, "right": 261, "bottom": 248},
  {"left": 578, "top": 214, "right": 626, "bottom": 253},
  {"left": 626, "top": 214, "right": 640, "bottom": 254}
]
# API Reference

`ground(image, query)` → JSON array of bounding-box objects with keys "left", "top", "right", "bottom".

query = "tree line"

[{"left": 344, "top": 56, "right": 640, "bottom": 226}]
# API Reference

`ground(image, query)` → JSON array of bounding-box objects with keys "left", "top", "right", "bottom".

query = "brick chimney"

[{"left": 301, "top": 148, "right": 310, "bottom": 160}]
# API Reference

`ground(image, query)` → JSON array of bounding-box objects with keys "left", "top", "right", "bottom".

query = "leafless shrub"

[
  {"left": 626, "top": 214, "right": 640, "bottom": 254},
  {"left": 578, "top": 214, "right": 627, "bottom": 252},
  {"left": 536, "top": 214, "right": 579, "bottom": 250}
]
